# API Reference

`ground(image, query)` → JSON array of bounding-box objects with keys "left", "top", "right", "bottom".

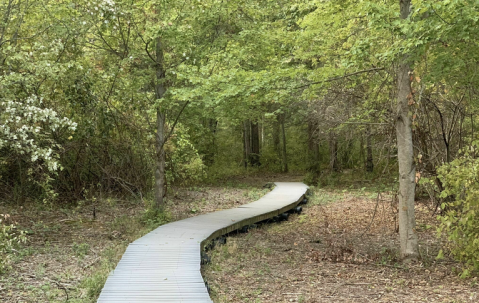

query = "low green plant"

[
  {"left": 72, "top": 242, "right": 90, "bottom": 259},
  {"left": 310, "top": 187, "right": 344, "bottom": 205},
  {"left": 436, "top": 143, "right": 479, "bottom": 277},
  {"left": 0, "top": 214, "right": 27, "bottom": 273},
  {"left": 81, "top": 247, "right": 118, "bottom": 300},
  {"left": 140, "top": 207, "right": 171, "bottom": 229}
]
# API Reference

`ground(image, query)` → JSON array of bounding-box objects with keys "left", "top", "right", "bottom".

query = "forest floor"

[
  {"left": 0, "top": 172, "right": 296, "bottom": 303},
  {"left": 1, "top": 172, "right": 477, "bottom": 302},
  {"left": 202, "top": 177, "right": 479, "bottom": 303}
]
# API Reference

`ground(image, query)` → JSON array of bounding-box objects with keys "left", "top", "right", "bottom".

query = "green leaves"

[{"left": 437, "top": 145, "right": 479, "bottom": 275}]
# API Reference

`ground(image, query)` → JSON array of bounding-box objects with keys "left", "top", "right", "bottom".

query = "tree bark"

[
  {"left": 260, "top": 121, "right": 264, "bottom": 150},
  {"left": 273, "top": 120, "right": 281, "bottom": 168},
  {"left": 281, "top": 117, "right": 288, "bottom": 173},
  {"left": 359, "top": 134, "right": 365, "bottom": 169},
  {"left": 154, "top": 36, "right": 166, "bottom": 210},
  {"left": 307, "top": 120, "right": 320, "bottom": 173},
  {"left": 203, "top": 118, "right": 217, "bottom": 165},
  {"left": 251, "top": 121, "right": 260, "bottom": 166},
  {"left": 329, "top": 131, "right": 339, "bottom": 172},
  {"left": 243, "top": 120, "right": 251, "bottom": 168},
  {"left": 396, "top": 0, "right": 419, "bottom": 261},
  {"left": 366, "top": 125, "right": 374, "bottom": 172}
]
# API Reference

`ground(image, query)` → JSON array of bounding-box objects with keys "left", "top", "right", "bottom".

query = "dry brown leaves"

[
  {"left": 0, "top": 184, "right": 261, "bottom": 302},
  {"left": 203, "top": 190, "right": 479, "bottom": 303}
]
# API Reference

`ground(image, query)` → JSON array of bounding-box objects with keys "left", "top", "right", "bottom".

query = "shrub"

[{"left": 436, "top": 143, "right": 479, "bottom": 276}]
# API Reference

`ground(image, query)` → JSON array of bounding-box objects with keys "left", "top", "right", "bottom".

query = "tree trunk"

[
  {"left": 243, "top": 120, "right": 251, "bottom": 168},
  {"left": 342, "top": 138, "right": 353, "bottom": 169},
  {"left": 281, "top": 117, "right": 288, "bottom": 173},
  {"left": 154, "top": 37, "right": 166, "bottom": 210},
  {"left": 366, "top": 125, "right": 374, "bottom": 172},
  {"left": 155, "top": 110, "right": 166, "bottom": 209},
  {"left": 203, "top": 119, "right": 217, "bottom": 165},
  {"left": 307, "top": 120, "right": 320, "bottom": 174},
  {"left": 251, "top": 122, "right": 260, "bottom": 166},
  {"left": 329, "top": 131, "right": 339, "bottom": 172},
  {"left": 396, "top": 0, "right": 419, "bottom": 261},
  {"left": 471, "top": 113, "right": 475, "bottom": 144},
  {"left": 273, "top": 120, "right": 281, "bottom": 168},
  {"left": 359, "top": 134, "right": 365, "bottom": 169},
  {"left": 459, "top": 113, "right": 464, "bottom": 150},
  {"left": 260, "top": 120, "right": 264, "bottom": 150}
]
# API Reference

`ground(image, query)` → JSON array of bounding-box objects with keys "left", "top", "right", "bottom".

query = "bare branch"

[{"left": 295, "top": 67, "right": 385, "bottom": 89}]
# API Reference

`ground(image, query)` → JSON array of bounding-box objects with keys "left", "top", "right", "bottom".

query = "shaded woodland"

[{"left": 2, "top": 0, "right": 479, "bottom": 298}]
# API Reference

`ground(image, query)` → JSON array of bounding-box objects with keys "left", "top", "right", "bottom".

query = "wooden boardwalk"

[{"left": 97, "top": 182, "right": 308, "bottom": 302}]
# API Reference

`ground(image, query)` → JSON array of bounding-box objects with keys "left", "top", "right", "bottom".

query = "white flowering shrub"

[
  {"left": 0, "top": 96, "right": 77, "bottom": 202},
  {"left": 0, "top": 96, "right": 77, "bottom": 172}
]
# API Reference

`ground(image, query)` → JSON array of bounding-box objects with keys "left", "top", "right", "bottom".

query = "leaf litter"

[{"left": 202, "top": 188, "right": 478, "bottom": 303}]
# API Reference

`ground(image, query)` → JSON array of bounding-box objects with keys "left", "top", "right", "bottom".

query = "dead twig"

[
  {"left": 83, "top": 257, "right": 101, "bottom": 270},
  {"left": 46, "top": 278, "right": 69, "bottom": 302},
  {"left": 359, "top": 192, "right": 381, "bottom": 238}
]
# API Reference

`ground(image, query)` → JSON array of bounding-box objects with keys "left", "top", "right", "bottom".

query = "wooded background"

[{"left": 2, "top": 0, "right": 479, "bottom": 271}]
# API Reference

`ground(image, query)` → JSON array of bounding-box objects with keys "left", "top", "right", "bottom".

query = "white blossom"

[{"left": 0, "top": 96, "right": 77, "bottom": 172}]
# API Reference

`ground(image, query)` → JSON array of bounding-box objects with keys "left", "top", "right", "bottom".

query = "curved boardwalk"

[{"left": 97, "top": 182, "right": 308, "bottom": 302}]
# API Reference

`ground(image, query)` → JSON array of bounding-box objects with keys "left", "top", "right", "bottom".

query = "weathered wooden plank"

[{"left": 97, "top": 182, "right": 308, "bottom": 302}]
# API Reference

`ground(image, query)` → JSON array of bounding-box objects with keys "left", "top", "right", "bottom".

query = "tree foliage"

[
  {"left": 437, "top": 144, "right": 479, "bottom": 276},
  {"left": 2, "top": 0, "right": 479, "bottom": 271}
]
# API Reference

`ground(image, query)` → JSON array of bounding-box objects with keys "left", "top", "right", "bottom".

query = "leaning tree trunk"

[
  {"left": 396, "top": 0, "right": 419, "bottom": 261},
  {"left": 154, "top": 37, "right": 167, "bottom": 210}
]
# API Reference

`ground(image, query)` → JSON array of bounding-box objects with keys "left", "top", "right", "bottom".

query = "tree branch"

[
  {"left": 295, "top": 67, "right": 385, "bottom": 89},
  {"left": 158, "top": 100, "right": 190, "bottom": 151}
]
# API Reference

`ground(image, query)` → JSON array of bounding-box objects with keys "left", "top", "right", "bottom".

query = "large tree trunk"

[
  {"left": 396, "top": 0, "right": 419, "bottom": 261},
  {"left": 154, "top": 37, "right": 166, "bottom": 210},
  {"left": 243, "top": 120, "right": 261, "bottom": 167}
]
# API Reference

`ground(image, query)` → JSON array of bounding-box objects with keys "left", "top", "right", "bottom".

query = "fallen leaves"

[{"left": 203, "top": 188, "right": 476, "bottom": 303}]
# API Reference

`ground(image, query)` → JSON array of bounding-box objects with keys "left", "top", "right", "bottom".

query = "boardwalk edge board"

[{"left": 97, "top": 182, "right": 309, "bottom": 303}]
